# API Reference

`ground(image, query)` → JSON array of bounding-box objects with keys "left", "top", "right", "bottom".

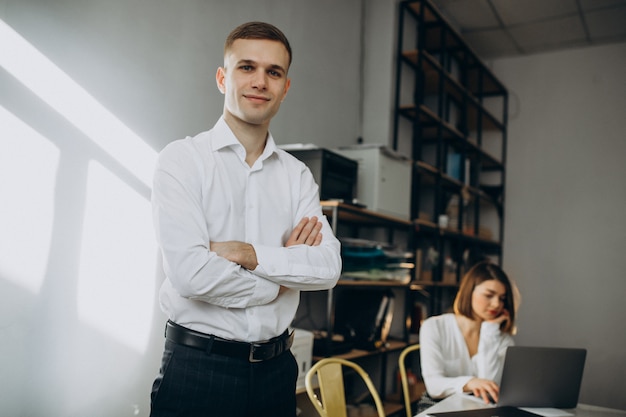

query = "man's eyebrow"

[
  {"left": 237, "top": 59, "right": 286, "bottom": 74},
  {"left": 268, "top": 64, "right": 287, "bottom": 74},
  {"left": 237, "top": 59, "right": 256, "bottom": 66}
]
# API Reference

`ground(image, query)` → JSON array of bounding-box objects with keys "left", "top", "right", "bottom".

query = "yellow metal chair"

[
  {"left": 398, "top": 344, "right": 421, "bottom": 417},
  {"left": 305, "top": 357, "right": 386, "bottom": 417}
]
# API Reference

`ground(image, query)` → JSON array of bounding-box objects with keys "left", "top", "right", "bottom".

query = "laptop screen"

[{"left": 497, "top": 346, "right": 587, "bottom": 408}]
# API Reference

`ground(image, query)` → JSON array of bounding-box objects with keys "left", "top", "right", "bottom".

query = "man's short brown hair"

[{"left": 225, "top": 21, "right": 292, "bottom": 68}]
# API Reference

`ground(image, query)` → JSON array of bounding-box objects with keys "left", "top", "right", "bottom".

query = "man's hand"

[
  {"left": 210, "top": 241, "right": 258, "bottom": 270},
  {"left": 464, "top": 378, "right": 500, "bottom": 404},
  {"left": 285, "top": 216, "right": 323, "bottom": 247},
  {"left": 211, "top": 216, "right": 323, "bottom": 291}
]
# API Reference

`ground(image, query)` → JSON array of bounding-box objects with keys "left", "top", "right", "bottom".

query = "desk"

[{"left": 416, "top": 394, "right": 626, "bottom": 417}]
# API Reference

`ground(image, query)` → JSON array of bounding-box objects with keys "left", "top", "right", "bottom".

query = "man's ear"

[
  {"left": 281, "top": 77, "right": 291, "bottom": 102},
  {"left": 216, "top": 67, "right": 226, "bottom": 94}
]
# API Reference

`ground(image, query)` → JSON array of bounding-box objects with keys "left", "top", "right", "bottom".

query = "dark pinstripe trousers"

[{"left": 150, "top": 339, "right": 298, "bottom": 417}]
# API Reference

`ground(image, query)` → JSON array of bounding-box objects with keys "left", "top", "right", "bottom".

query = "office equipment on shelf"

[
  {"left": 283, "top": 146, "right": 358, "bottom": 203},
  {"left": 335, "top": 144, "right": 412, "bottom": 220},
  {"left": 305, "top": 357, "right": 385, "bottom": 417},
  {"left": 340, "top": 237, "right": 413, "bottom": 283}
]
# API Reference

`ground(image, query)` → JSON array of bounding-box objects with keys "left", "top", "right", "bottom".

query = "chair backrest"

[
  {"left": 398, "top": 344, "right": 421, "bottom": 417},
  {"left": 305, "top": 357, "right": 386, "bottom": 417}
]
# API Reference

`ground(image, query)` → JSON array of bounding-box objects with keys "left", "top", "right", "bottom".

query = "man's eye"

[
  {"left": 268, "top": 70, "right": 281, "bottom": 77},
  {"left": 240, "top": 65, "right": 253, "bottom": 71}
]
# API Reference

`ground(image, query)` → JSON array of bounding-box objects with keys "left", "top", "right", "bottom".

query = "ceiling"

[{"left": 429, "top": 0, "right": 626, "bottom": 59}]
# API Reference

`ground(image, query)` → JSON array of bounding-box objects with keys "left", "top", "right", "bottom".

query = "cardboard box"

[
  {"left": 291, "top": 328, "right": 314, "bottom": 391},
  {"left": 335, "top": 145, "right": 412, "bottom": 220}
]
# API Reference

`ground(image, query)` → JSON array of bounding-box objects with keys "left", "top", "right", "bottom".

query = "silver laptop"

[
  {"left": 497, "top": 346, "right": 587, "bottom": 408},
  {"left": 429, "top": 346, "right": 587, "bottom": 417}
]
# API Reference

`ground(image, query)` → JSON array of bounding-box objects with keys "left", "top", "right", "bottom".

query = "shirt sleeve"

[
  {"left": 252, "top": 160, "right": 342, "bottom": 291},
  {"left": 475, "top": 321, "right": 515, "bottom": 384},
  {"left": 419, "top": 316, "right": 473, "bottom": 399},
  {"left": 152, "top": 140, "right": 279, "bottom": 309}
]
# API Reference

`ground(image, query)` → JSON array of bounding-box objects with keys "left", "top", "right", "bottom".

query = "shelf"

[
  {"left": 322, "top": 200, "right": 413, "bottom": 228},
  {"left": 398, "top": 103, "right": 465, "bottom": 140},
  {"left": 405, "top": 0, "right": 506, "bottom": 98},
  {"left": 313, "top": 339, "right": 408, "bottom": 362},
  {"left": 413, "top": 280, "right": 458, "bottom": 288},
  {"left": 398, "top": 104, "right": 504, "bottom": 171},
  {"left": 337, "top": 278, "right": 416, "bottom": 287},
  {"left": 394, "top": 0, "right": 507, "bottom": 316},
  {"left": 413, "top": 162, "right": 502, "bottom": 211},
  {"left": 320, "top": 199, "right": 501, "bottom": 248},
  {"left": 401, "top": 48, "right": 507, "bottom": 130},
  {"left": 400, "top": 46, "right": 506, "bottom": 132}
]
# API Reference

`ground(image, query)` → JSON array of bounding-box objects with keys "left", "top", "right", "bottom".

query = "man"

[{"left": 149, "top": 21, "right": 342, "bottom": 417}]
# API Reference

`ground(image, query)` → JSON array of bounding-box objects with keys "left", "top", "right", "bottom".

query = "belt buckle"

[
  {"left": 248, "top": 331, "right": 293, "bottom": 362},
  {"left": 249, "top": 342, "right": 272, "bottom": 363}
]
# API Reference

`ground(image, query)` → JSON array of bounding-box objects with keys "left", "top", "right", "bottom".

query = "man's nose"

[{"left": 252, "top": 72, "right": 267, "bottom": 89}]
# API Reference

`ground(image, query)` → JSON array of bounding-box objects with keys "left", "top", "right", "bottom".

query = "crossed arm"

[{"left": 210, "top": 216, "right": 323, "bottom": 270}]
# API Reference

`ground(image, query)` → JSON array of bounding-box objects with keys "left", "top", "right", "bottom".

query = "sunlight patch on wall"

[
  {"left": 0, "top": 18, "right": 156, "bottom": 187},
  {"left": 0, "top": 105, "right": 59, "bottom": 293},
  {"left": 77, "top": 161, "right": 157, "bottom": 352}
]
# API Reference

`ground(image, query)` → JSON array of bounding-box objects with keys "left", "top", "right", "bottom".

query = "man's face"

[{"left": 217, "top": 38, "right": 291, "bottom": 128}]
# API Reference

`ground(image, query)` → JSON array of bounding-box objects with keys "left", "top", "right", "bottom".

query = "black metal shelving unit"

[{"left": 393, "top": 0, "right": 509, "bottom": 316}]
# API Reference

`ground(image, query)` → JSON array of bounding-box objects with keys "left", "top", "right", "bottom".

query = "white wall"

[
  {"left": 0, "top": 1, "right": 364, "bottom": 416},
  {"left": 361, "top": 0, "right": 399, "bottom": 145},
  {"left": 492, "top": 42, "right": 626, "bottom": 410}
]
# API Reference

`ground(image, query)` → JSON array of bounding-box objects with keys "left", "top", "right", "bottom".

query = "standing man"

[{"left": 150, "top": 22, "right": 342, "bottom": 417}]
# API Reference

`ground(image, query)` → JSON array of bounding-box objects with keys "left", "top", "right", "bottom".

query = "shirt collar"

[{"left": 210, "top": 116, "right": 278, "bottom": 163}]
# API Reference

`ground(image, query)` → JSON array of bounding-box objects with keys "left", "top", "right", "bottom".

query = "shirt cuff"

[
  {"left": 455, "top": 376, "right": 474, "bottom": 395},
  {"left": 252, "top": 244, "right": 288, "bottom": 277},
  {"left": 481, "top": 321, "right": 501, "bottom": 337}
]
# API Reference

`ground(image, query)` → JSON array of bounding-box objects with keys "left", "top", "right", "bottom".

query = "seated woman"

[{"left": 419, "top": 261, "right": 519, "bottom": 406}]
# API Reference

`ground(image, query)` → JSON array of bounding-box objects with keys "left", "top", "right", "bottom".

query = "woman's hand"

[
  {"left": 464, "top": 378, "right": 500, "bottom": 404},
  {"left": 487, "top": 308, "right": 510, "bottom": 327}
]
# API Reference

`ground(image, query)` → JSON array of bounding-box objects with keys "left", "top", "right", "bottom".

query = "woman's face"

[{"left": 471, "top": 279, "right": 507, "bottom": 321}]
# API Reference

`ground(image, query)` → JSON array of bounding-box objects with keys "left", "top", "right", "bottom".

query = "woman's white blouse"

[{"left": 419, "top": 313, "right": 514, "bottom": 399}]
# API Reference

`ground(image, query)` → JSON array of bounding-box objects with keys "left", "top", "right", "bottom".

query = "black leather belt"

[{"left": 165, "top": 320, "right": 294, "bottom": 362}]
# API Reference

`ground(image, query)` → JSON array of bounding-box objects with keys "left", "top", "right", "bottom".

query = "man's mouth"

[{"left": 244, "top": 94, "right": 270, "bottom": 102}]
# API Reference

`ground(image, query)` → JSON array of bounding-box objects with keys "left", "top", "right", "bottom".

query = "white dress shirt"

[
  {"left": 152, "top": 117, "right": 342, "bottom": 342},
  {"left": 419, "top": 313, "right": 514, "bottom": 399}
]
